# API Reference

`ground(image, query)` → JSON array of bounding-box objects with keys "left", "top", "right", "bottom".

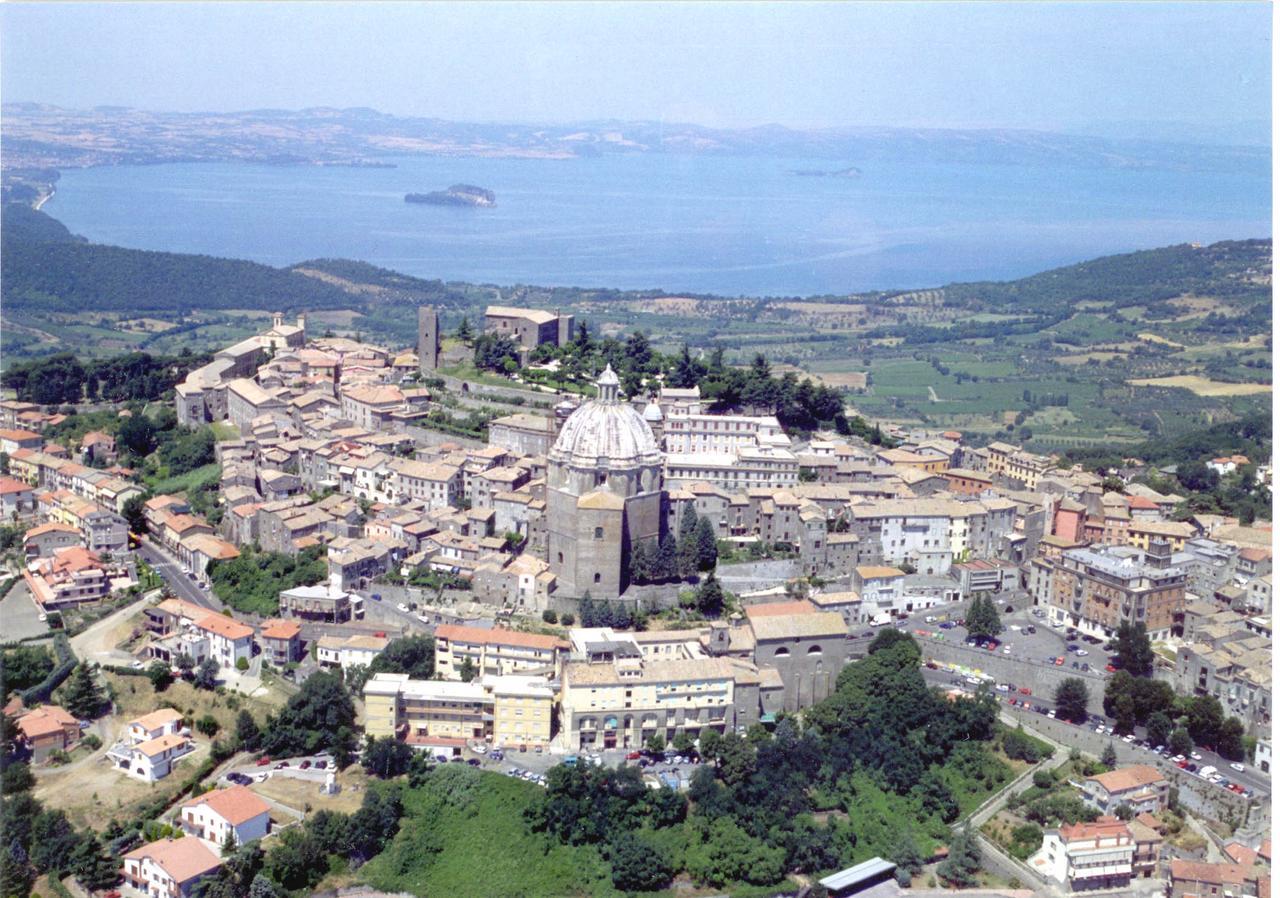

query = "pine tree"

[
  {"left": 630, "top": 540, "right": 652, "bottom": 584},
  {"left": 677, "top": 506, "right": 699, "bottom": 578},
  {"left": 694, "top": 516, "right": 718, "bottom": 572},
  {"left": 235, "top": 710, "right": 261, "bottom": 752},
  {"left": 1101, "top": 741, "right": 1118, "bottom": 769},
  {"left": 62, "top": 664, "right": 106, "bottom": 720},
  {"left": 938, "top": 826, "right": 982, "bottom": 888},
  {"left": 655, "top": 532, "right": 677, "bottom": 582},
  {"left": 455, "top": 317, "right": 474, "bottom": 344},
  {"left": 696, "top": 573, "right": 725, "bottom": 617}
]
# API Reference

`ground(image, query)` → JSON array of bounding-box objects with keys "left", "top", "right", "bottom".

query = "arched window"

[
  {"left": 808, "top": 645, "right": 823, "bottom": 656},
  {"left": 594, "top": 573, "right": 602, "bottom": 583},
  {"left": 774, "top": 646, "right": 790, "bottom": 658}
]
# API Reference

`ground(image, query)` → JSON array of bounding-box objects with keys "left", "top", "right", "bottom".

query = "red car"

[
  {"left": 1106, "top": 664, "right": 1117, "bottom": 673},
  {"left": 256, "top": 757, "right": 271, "bottom": 766},
  {"left": 1019, "top": 687, "right": 1032, "bottom": 695},
  {"left": 1176, "top": 760, "right": 1190, "bottom": 769},
  {"left": 1055, "top": 657, "right": 1065, "bottom": 666},
  {"left": 625, "top": 751, "right": 642, "bottom": 760}
]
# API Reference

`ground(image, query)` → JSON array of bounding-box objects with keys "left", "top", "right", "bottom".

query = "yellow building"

[
  {"left": 489, "top": 676, "right": 555, "bottom": 745},
  {"left": 1127, "top": 520, "right": 1195, "bottom": 552},
  {"left": 362, "top": 672, "right": 556, "bottom": 748}
]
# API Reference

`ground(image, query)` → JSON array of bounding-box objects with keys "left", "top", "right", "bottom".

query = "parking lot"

[{"left": 0, "top": 579, "right": 51, "bottom": 641}]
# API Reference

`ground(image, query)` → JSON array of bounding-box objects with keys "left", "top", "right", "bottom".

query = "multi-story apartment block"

[
  {"left": 363, "top": 671, "right": 557, "bottom": 750},
  {"left": 389, "top": 458, "right": 462, "bottom": 509},
  {"left": 1077, "top": 765, "right": 1169, "bottom": 816},
  {"left": 434, "top": 624, "right": 567, "bottom": 680},
  {"left": 559, "top": 652, "right": 747, "bottom": 752},
  {"left": 1032, "top": 817, "right": 1136, "bottom": 892},
  {"left": 663, "top": 446, "right": 800, "bottom": 491},
  {"left": 662, "top": 411, "right": 788, "bottom": 455},
  {"left": 1174, "top": 633, "right": 1271, "bottom": 737},
  {"left": 1049, "top": 543, "right": 1186, "bottom": 641}
]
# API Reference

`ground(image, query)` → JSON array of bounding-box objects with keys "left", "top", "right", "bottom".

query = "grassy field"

[
  {"left": 144, "top": 462, "right": 221, "bottom": 495},
  {"left": 361, "top": 770, "right": 618, "bottom": 898},
  {"left": 1127, "top": 376, "right": 1272, "bottom": 397}
]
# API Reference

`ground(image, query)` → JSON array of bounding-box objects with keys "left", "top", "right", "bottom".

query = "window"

[
  {"left": 594, "top": 527, "right": 604, "bottom": 539},
  {"left": 594, "top": 573, "right": 601, "bottom": 583},
  {"left": 775, "top": 646, "right": 790, "bottom": 658},
  {"left": 557, "top": 552, "right": 563, "bottom": 563}
]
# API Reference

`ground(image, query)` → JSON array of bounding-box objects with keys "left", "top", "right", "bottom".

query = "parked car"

[
  {"left": 625, "top": 751, "right": 643, "bottom": 760},
  {"left": 315, "top": 760, "right": 327, "bottom": 769},
  {"left": 1019, "top": 687, "right": 1032, "bottom": 695},
  {"left": 1055, "top": 657, "right": 1065, "bottom": 666},
  {"left": 1025, "top": 625, "right": 1036, "bottom": 634},
  {"left": 274, "top": 762, "right": 289, "bottom": 769},
  {"left": 257, "top": 756, "right": 272, "bottom": 766},
  {"left": 467, "top": 759, "right": 481, "bottom": 767},
  {"left": 300, "top": 760, "right": 311, "bottom": 769},
  {"left": 1230, "top": 762, "right": 1246, "bottom": 772},
  {"left": 1190, "top": 752, "right": 1203, "bottom": 761}
]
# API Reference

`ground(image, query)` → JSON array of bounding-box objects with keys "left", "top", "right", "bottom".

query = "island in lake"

[{"left": 405, "top": 184, "right": 496, "bottom": 207}]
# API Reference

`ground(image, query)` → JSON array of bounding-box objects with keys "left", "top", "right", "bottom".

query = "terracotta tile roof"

[
  {"left": 130, "top": 708, "right": 184, "bottom": 732},
  {"left": 1226, "top": 843, "right": 1259, "bottom": 867},
  {"left": 194, "top": 613, "right": 254, "bottom": 641},
  {"left": 435, "top": 624, "right": 567, "bottom": 651},
  {"left": 258, "top": 619, "right": 302, "bottom": 640},
  {"left": 16, "top": 705, "right": 78, "bottom": 739},
  {"left": 0, "top": 476, "right": 32, "bottom": 494},
  {"left": 135, "top": 732, "right": 190, "bottom": 757},
  {"left": 1086, "top": 764, "right": 1166, "bottom": 793},
  {"left": 1170, "top": 860, "right": 1250, "bottom": 886},
  {"left": 23, "top": 521, "right": 79, "bottom": 539},
  {"left": 1059, "top": 816, "right": 1133, "bottom": 843},
  {"left": 745, "top": 600, "right": 816, "bottom": 619},
  {"left": 184, "top": 784, "right": 271, "bottom": 825},
  {"left": 123, "top": 837, "right": 222, "bottom": 884}
]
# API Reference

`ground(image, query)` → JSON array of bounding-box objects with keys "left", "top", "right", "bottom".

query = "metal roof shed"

[{"left": 819, "top": 857, "right": 897, "bottom": 896}]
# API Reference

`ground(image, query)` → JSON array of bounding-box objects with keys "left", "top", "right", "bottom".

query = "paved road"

[{"left": 138, "top": 539, "right": 222, "bottom": 611}]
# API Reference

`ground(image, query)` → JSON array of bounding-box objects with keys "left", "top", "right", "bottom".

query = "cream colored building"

[
  {"left": 433, "top": 624, "right": 567, "bottom": 680},
  {"left": 559, "top": 653, "right": 743, "bottom": 751},
  {"left": 363, "top": 671, "right": 556, "bottom": 748}
]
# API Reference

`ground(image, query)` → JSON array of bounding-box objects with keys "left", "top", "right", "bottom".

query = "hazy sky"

[{"left": 1, "top": 2, "right": 1270, "bottom": 134}]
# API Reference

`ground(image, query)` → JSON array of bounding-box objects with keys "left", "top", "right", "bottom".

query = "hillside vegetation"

[{"left": 0, "top": 204, "right": 1269, "bottom": 451}]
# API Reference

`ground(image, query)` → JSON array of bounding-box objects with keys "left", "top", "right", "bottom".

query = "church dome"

[
  {"left": 550, "top": 366, "right": 663, "bottom": 471},
  {"left": 643, "top": 399, "right": 663, "bottom": 423}
]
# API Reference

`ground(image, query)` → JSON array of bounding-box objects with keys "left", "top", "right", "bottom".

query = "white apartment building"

[
  {"left": 662, "top": 411, "right": 789, "bottom": 454},
  {"left": 1032, "top": 817, "right": 1135, "bottom": 892},
  {"left": 191, "top": 614, "right": 255, "bottom": 669},
  {"left": 316, "top": 633, "right": 389, "bottom": 671},
  {"left": 663, "top": 446, "right": 799, "bottom": 491},
  {"left": 389, "top": 458, "right": 462, "bottom": 510}
]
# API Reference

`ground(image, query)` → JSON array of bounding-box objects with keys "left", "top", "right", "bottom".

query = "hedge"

[{"left": 19, "top": 633, "right": 76, "bottom": 704}]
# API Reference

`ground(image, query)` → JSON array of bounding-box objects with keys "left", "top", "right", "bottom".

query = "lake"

[{"left": 46, "top": 152, "right": 1270, "bottom": 297}]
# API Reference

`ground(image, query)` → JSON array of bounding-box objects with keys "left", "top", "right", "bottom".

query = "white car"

[
  {"left": 925, "top": 616, "right": 936, "bottom": 623},
  {"left": 1002, "top": 647, "right": 1011, "bottom": 655},
  {"left": 1190, "top": 752, "right": 1202, "bottom": 761},
  {"left": 1123, "top": 734, "right": 1136, "bottom": 743},
  {"left": 1074, "top": 649, "right": 1088, "bottom": 656},
  {"left": 397, "top": 602, "right": 408, "bottom": 612},
  {"left": 1230, "top": 762, "right": 1245, "bottom": 772}
]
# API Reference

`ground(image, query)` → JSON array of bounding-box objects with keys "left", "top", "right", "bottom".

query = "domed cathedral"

[{"left": 547, "top": 365, "right": 665, "bottom": 599}]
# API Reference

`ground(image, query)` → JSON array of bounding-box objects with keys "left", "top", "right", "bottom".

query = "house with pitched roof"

[
  {"left": 121, "top": 837, "right": 223, "bottom": 898},
  {"left": 179, "top": 785, "right": 271, "bottom": 848},
  {"left": 1078, "top": 765, "right": 1169, "bottom": 815},
  {"left": 13, "top": 704, "right": 81, "bottom": 761}
]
